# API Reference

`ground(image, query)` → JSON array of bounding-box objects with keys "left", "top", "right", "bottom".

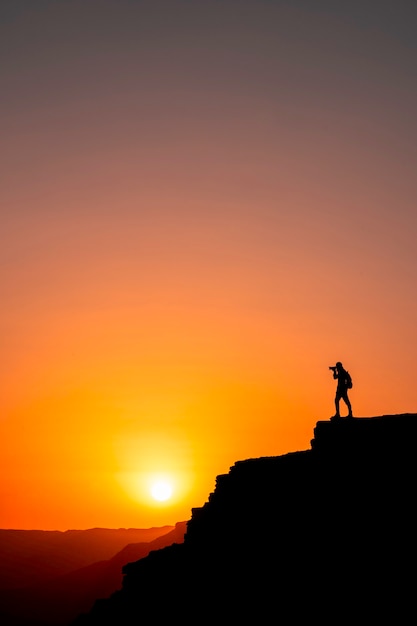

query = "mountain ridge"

[
  {"left": 0, "top": 526, "right": 176, "bottom": 590},
  {"left": 0, "top": 524, "right": 186, "bottom": 625}
]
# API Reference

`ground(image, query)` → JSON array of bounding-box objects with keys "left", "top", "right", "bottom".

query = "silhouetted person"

[{"left": 330, "top": 361, "right": 353, "bottom": 420}]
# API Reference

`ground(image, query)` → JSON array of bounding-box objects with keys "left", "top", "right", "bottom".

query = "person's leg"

[
  {"left": 342, "top": 392, "right": 353, "bottom": 417},
  {"left": 333, "top": 393, "right": 340, "bottom": 418},
  {"left": 345, "top": 394, "right": 353, "bottom": 417}
]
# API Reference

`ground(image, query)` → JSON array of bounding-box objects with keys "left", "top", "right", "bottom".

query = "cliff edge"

[{"left": 73, "top": 414, "right": 417, "bottom": 624}]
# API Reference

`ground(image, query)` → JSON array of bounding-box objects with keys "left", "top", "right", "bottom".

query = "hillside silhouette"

[
  {"left": 0, "top": 524, "right": 186, "bottom": 625},
  {"left": 0, "top": 526, "right": 175, "bottom": 590},
  {"left": 70, "top": 414, "right": 417, "bottom": 624}
]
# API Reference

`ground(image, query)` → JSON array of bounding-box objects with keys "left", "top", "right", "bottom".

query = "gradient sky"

[{"left": 1, "top": 0, "right": 417, "bottom": 530}]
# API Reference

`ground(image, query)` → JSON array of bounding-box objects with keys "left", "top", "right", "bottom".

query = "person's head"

[{"left": 336, "top": 361, "right": 343, "bottom": 370}]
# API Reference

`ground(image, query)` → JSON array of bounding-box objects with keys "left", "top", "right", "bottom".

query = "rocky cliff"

[{"left": 73, "top": 414, "right": 417, "bottom": 624}]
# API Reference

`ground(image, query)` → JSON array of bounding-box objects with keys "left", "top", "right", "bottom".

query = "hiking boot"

[{"left": 330, "top": 414, "right": 341, "bottom": 421}]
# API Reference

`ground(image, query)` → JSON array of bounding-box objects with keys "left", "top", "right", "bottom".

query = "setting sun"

[{"left": 150, "top": 480, "right": 173, "bottom": 502}]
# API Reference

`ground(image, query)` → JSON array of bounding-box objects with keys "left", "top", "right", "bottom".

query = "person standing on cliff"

[{"left": 330, "top": 361, "right": 353, "bottom": 420}]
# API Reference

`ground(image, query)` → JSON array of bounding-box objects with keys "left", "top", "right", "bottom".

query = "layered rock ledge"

[{"left": 73, "top": 414, "right": 417, "bottom": 625}]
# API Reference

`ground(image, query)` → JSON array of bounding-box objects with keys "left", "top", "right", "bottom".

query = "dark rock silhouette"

[{"left": 71, "top": 414, "right": 417, "bottom": 624}]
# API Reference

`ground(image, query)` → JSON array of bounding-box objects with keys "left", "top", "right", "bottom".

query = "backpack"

[{"left": 345, "top": 371, "right": 353, "bottom": 389}]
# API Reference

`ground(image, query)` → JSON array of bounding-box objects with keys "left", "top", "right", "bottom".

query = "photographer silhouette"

[{"left": 330, "top": 361, "right": 353, "bottom": 420}]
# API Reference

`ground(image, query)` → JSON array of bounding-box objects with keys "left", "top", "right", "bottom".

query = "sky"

[{"left": 1, "top": 0, "right": 417, "bottom": 530}]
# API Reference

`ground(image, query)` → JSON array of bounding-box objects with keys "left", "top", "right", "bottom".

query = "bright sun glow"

[{"left": 150, "top": 480, "right": 173, "bottom": 502}]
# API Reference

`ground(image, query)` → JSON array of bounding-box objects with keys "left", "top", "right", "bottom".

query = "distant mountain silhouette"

[
  {"left": 71, "top": 414, "right": 417, "bottom": 625},
  {"left": 0, "top": 526, "right": 174, "bottom": 590},
  {"left": 0, "top": 524, "right": 186, "bottom": 626}
]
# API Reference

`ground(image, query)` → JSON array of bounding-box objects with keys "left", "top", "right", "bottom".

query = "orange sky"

[{"left": 1, "top": 1, "right": 417, "bottom": 530}]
